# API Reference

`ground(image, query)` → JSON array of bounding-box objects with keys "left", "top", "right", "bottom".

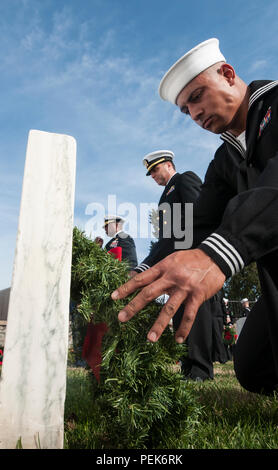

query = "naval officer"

[
  {"left": 132, "top": 150, "right": 201, "bottom": 273},
  {"left": 101, "top": 215, "right": 138, "bottom": 270},
  {"left": 130, "top": 150, "right": 215, "bottom": 381}
]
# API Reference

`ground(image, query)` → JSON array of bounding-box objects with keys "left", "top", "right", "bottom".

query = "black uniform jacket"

[
  {"left": 134, "top": 171, "right": 202, "bottom": 272},
  {"left": 194, "top": 80, "right": 278, "bottom": 282},
  {"left": 105, "top": 231, "right": 138, "bottom": 269}
]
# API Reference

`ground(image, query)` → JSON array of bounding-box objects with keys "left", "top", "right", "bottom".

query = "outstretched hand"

[{"left": 111, "top": 249, "right": 226, "bottom": 343}]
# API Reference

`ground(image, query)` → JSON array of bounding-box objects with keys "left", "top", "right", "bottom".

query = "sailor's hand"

[{"left": 111, "top": 249, "right": 226, "bottom": 343}]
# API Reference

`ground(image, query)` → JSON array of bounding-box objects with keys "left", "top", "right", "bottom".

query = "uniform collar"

[
  {"left": 165, "top": 172, "right": 178, "bottom": 187},
  {"left": 248, "top": 80, "right": 278, "bottom": 109},
  {"left": 220, "top": 80, "right": 278, "bottom": 158},
  {"left": 114, "top": 230, "right": 124, "bottom": 238}
]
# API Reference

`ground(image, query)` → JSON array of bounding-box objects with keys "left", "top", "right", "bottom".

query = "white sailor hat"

[
  {"left": 103, "top": 215, "right": 125, "bottom": 228},
  {"left": 159, "top": 38, "right": 226, "bottom": 105},
  {"left": 241, "top": 298, "right": 249, "bottom": 303},
  {"left": 143, "top": 150, "right": 174, "bottom": 176}
]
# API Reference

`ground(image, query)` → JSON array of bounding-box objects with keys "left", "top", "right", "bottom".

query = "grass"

[
  {"left": 182, "top": 362, "right": 278, "bottom": 449},
  {"left": 1, "top": 359, "right": 277, "bottom": 449},
  {"left": 64, "top": 367, "right": 99, "bottom": 449},
  {"left": 64, "top": 361, "right": 278, "bottom": 450}
]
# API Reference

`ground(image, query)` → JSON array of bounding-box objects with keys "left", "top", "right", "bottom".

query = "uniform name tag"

[{"left": 258, "top": 106, "right": 271, "bottom": 137}]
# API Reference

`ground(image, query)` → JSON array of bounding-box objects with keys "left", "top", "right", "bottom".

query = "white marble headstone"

[{"left": 0, "top": 130, "right": 76, "bottom": 449}]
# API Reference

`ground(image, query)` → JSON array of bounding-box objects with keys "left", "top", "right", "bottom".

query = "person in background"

[
  {"left": 211, "top": 291, "right": 227, "bottom": 364},
  {"left": 0, "top": 288, "right": 10, "bottom": 322},
  {"left": 241, "top": 298, "right": 251, "bottom": 317},
  {"left": 95, "top": 215, "right": 138, "bottom": 270},
  {"left": 222, "top": 297, "right": 234, "bottom": 360},
  {"left": 223, "top": 297, "right": 233, "bottom": 324},
  {"left": 131, "top": 150, "right": 214, "bottom": 381}
]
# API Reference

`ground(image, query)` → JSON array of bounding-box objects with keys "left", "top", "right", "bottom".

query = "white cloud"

[{"left": 249, "top": 59, "right": 268, "bottom": 73}]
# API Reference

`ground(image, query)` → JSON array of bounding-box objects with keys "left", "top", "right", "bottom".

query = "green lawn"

[
  {"left": 182, "top": 361, "right": 278, "bottom": 449},
  {"left": 64, "top": 361, "right": 278, "bottom": 450}
]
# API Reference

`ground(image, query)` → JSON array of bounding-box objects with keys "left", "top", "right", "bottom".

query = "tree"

[
  {"left": 224, "top": 262, "right": 261, "bottom": 301},
  {"left": 70, "top": 227, "right": 201, "bottom": 449}
]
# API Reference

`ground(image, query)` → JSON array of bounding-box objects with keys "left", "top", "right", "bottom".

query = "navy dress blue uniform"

[
  {"left": 134, "top": 151, "right": 216, "bottom": 381},
  {"left": 189, "top": 80, "right": 278, "bottom": 393},
  {"left": 135, "top": 171, "right": 202, "bottom": 271},
  {"left": 157, "top": 40, "right": 278, "bottom": 391},
  {"left": 105, "top": 231, "right": 138, "bottom": 270}
]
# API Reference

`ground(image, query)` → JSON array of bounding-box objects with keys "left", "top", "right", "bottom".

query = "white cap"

[
  {"left": 241, "top": 298, "right": 248, "bottom": 303},
  {"left": 159, "top": 38, "right": 226, "bottom": 105},
  {"left": 143, "top": 150, "right": 174, "bottom": 176}
]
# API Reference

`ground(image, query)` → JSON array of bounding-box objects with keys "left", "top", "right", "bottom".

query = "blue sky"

[{"left": 1, "top": 0, "right": 278, "bottom": 289}]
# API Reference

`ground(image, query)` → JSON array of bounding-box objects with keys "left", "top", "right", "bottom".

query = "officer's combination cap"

[
  {"left": 143, "top": 150, "right": 174, "bottom": 176},
  {"left": 103, "top": 215, "right": 125, "bottom": 228}
]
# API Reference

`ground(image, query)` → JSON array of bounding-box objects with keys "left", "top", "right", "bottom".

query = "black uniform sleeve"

[
  {"left": 117, "top": 235, "right": 138, "bottom": 270},
  {"left": 104, "top": 240, "right": 111, "bottom": 251},
  {"left": 134, "top": 238, "right": 175, "bottom": 273},
  {"left": 192, "top": 159, "right": 236, "bottom": 248},
  {"left": 199, "top": 153, "right": 278, "bottom": 278}
]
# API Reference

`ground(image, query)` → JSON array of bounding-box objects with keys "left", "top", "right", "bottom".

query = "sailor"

[{"left": 113, "top": 38, "right": 278, "bottom": 395}]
